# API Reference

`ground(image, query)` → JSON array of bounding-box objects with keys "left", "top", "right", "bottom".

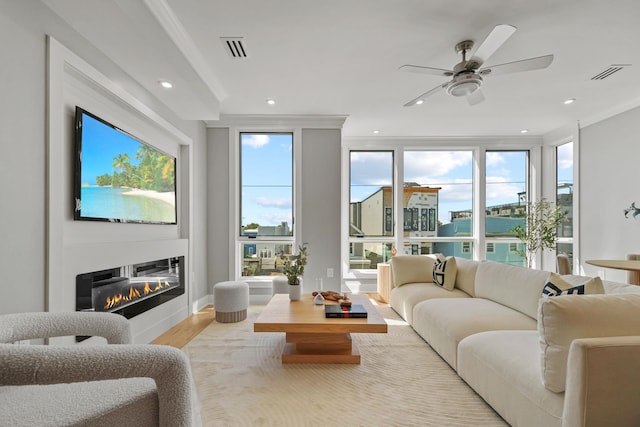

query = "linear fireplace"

[{"left": 76, "top": 256, "right": 185, "bottom": 323}]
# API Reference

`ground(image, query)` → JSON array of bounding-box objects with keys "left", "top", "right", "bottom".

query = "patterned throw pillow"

[
  {"left": 542, "top": 272, "right": 604, "bottom": 297},
  {"left": 433, "top": 255, "right": 457, "bottom": 291}
]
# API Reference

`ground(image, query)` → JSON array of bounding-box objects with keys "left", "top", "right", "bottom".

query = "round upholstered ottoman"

[{"left": 213, "top": 281, "right": 249, "bottom": 323}]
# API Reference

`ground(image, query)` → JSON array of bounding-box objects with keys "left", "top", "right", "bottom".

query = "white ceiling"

[{"left": 43, "top": 0, "right": 640, "bottom": 138}]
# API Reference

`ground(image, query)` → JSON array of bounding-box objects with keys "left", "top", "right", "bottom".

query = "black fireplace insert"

[{"left": 76, "top": 256, "right": 185, "bottom": 322}]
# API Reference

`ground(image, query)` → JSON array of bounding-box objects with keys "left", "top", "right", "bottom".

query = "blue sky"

[
  {"left": 80, "top": 113, "right": 143, "bottom": 184},
  {"left": 241, "top": 133, "right": 293, "bottom": 226},
  {"left": 241, "top": 134, "right": 573, "bottom": 227}
]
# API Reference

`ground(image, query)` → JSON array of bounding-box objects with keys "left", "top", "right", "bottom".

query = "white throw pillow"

[
  {"left": 390, "top": 255, "right": 436, "bottom": 287},
  {"left": 542, "top": 273, "right": 604, "bottom": 297},
  {"left": 538, "top": 294, "right": 640, "bottom": 392},
  {"left": 432, "top": 255, "right": 457, "bottom": 291}
]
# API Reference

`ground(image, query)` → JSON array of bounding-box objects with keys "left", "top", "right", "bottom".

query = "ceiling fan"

[{"left": 401, "top": 24, "right": 553, "bottom": 107}]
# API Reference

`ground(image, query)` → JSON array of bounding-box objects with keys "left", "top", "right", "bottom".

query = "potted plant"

[
  {"left": 280, "top": 243, "right": 308, "bottom": 300},
  {"left": 512, "top": 198, "right": 568, "bottom": 269}
]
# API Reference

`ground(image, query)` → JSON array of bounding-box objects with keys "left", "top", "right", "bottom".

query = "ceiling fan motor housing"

[{"left": 447, "top": 72, "right": 483, "bottom": 97}]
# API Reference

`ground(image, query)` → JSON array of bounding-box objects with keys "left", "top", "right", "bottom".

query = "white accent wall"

[{"left": 579, "top": 105, "right": 640, "bottom": 282}]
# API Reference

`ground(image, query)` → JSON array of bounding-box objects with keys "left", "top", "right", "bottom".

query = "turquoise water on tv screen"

[{"left": 80, "top": 187, "right": 176, "bottom": 223}]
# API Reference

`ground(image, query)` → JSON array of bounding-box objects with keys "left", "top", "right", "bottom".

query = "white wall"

[
  {"left": 579, "top": 105, "right": 640, "bottom": 282},
  {"left": 207, "top": 127, "right": 231, "bottom": 294},
  {"left": 301, "top": 129, "right": 342, "bottom": 290},
  {"left": 0, "top": 2, "right": 48, "bottom": 313},
  {"left": 0, "top": 2, "right": 209, "bottom": 339}
]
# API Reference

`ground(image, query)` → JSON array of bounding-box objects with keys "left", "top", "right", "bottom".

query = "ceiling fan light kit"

[
  {"left": 401, "top": 24, "right": 553, "bottom": 107},
  {"left": 446, "top": 72, "right": 483, "bottom": 97}
]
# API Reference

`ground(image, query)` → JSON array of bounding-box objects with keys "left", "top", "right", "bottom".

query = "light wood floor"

[
  {"left": 152, "top": 305, "right": 215, "bottom": 348},
  {"left": 151, "top": 293, "right": 385, "bottom": 348}
]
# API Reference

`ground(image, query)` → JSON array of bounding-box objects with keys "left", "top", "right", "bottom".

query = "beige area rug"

[{"left": 183, "top": 302, "right": 507, "bottom": 427}]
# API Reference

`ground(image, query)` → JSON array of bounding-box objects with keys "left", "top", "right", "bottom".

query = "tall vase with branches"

[{"left": 512, "top": 199, "right": 568, "bottom": 269}]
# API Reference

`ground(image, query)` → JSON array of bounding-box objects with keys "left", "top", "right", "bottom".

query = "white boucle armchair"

[{"left": 0, "top": 312, "right": 200, "bottom": 427}]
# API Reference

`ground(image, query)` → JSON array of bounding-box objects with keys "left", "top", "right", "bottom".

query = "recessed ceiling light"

[
  {"left": 266, "top": 99, "right": 276, "bottom": 105},
  {"left": 520, "top": 129, "right": 529, "bottom": 134},
  {"left": 563, "top": 98, "right": 575, "bottom": 105},
  {"left": 416, "top": 100, "right": 424, "bottom": 105},
  {"left": 373, "top": 130, "right": 380, "bottom": 134},
  {"left": 159, "top": 80, "right": 173, "bottom": 89}
]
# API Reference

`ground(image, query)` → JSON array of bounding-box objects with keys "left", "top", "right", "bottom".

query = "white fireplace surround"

[{"left": 46, "top": 37, "right": 194, "bottom": 344}]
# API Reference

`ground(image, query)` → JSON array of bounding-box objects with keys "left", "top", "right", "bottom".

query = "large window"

[
  {"left": 556, "top": 142, "right": 574, "bottom": 265},
  {"left": 403, "top": 150, "right": 473, "bottom": 257},
  {"left": 349, "top": 151, "right": 393, "bottom": 270},
  {"left": 485, "top": 150, "right": 528, "bottom": 266},
  {"left": 239, "top": 133, "right": 294, "bottom": 277}
]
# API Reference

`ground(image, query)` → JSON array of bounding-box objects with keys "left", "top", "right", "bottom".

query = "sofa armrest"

[
  {"left": 0, "top": 343, "right": 196, "bottom": 427},
  {"left": 562, "top": 336, "right": 640, "bottom": 427},
  {"left": 0, "top": 312, "right": 132, "bottom": 344}
]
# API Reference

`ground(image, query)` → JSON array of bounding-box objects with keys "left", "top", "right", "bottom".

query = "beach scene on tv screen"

[{"left": 79, "top": 113, "right": 176, "bottom": 223}]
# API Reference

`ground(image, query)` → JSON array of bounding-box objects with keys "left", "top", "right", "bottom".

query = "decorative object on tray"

[
  {"left": 325, "top": 304, "right": 368, "bottom": 318},
  {"left": 313, "top": 278, "right": 325, "bottom": 305},
  {"left": 280, "top": 243, "right": 308, "bottom": 301},
  {"left": 313, "top": 290, "right": 345, "bottom": 301}
]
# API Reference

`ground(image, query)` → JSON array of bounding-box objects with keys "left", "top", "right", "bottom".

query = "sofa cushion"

[
  {"left": 389, "top": 282, "right": 470, "bottom": 324},
  {"left": 475, "top": 261, "right": 550, "bottom": 319},
  {"left": 458, "top": 331, "right": 564, "bottom": 427},
  {"left": 433, "top": 255, "right": 457, "bottom": 290},
  {"left": 389, "top": 255, "right": 437, "bottom": 288},
  {"left": 453, "top": 258, "right": 481, "bottom": 297},
  {"left": 412, "top": 298, "right": 537, "bottom": 370},
  {"left": 538, "top": 293, "right": 640, "bottom": 392},
  {"left": 542, "top": 273, "right": 604, "bottom": 296}
]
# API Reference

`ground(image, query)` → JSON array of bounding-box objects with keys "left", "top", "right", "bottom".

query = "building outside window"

[
  {"left": 345, "top": 146, "right": 535, "bottom": 270},
  {"left": 484, "top": 150, "right": 528, "bottom": 266},
  {"left": 348, "top": 151, "right": 394, "bottom": 270}
]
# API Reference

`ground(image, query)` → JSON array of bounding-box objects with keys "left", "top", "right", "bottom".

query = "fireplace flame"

[{"left": 103, "top": 280, "right": 173, "bottom": 310}]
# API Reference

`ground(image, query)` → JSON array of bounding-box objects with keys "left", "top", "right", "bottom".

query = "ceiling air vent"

[
  {"left": 221, "top": 37, "right": 248, "bottom": 58},
  {"left": 590, "top": 64, "right": 631, "bottom": 80}
]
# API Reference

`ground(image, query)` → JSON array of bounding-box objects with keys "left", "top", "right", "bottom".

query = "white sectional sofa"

[{"left": 389, "top": 255, "right": 640, "bottom": 427}]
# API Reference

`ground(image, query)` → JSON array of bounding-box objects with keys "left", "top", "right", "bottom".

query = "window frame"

[
  {"left": 232, "top": 127, "right": 302, "bottom": 281},
  {"left": 342, "top": 139, "right": 543, "bottom": 278}
]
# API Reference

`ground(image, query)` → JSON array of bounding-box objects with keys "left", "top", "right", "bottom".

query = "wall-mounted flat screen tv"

[{"left": 74, "top": 107, "right": 177, "bottom": 224}]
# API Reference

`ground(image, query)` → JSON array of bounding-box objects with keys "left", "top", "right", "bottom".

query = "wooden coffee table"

[{"left": 254, "top": 293, "right": 387, "bottom": 364}]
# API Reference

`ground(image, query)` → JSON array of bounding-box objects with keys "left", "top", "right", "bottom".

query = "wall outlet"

[
  {"left": 597, "top": 270, "right": 605, "bottom": 279},
  {"left": 327, "top": 268, "right": 334, "bottom": 278},
  {"left": 15, "top": 340, "right": 30, "bottom": 345}
]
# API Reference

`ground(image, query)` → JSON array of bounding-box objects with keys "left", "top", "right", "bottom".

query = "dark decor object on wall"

[
  {"left": 624, "top": 202, "right": 640, "bottom": 219},
  {"left": 74, "top": 106, "right": 177, "bottom": 224}
]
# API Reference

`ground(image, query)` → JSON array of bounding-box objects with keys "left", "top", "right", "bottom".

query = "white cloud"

[
  {"left": 242, "top": 134, "right": 270, "bottom": 148},
  {"left": 486, "top": 152, "right": 506, "bottom": 167},
  {"left": 404, "top": 151, "right": 472, "bottom": 180},
  {"left": 486, "top": 176, "right": 523, "bottom": 202},
  {"left": 254, "top": 197, "right": 291, "bottom": 209},
  {"left": 557, "top": 142, "right": 574, "bottom": 170}
]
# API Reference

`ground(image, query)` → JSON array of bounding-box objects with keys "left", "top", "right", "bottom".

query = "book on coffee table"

[{"left": 325, "top": 304, "right": 368, "bottom": 318}]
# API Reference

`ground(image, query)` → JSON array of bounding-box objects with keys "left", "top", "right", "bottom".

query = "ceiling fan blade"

[
  {"left": 403, "top": 82, "right": 449, "bottom": 107},
  {"left": 469, "top": 24, "right": 517, "bottom": 67},
  {"left": 480, "top": 54, "right": 554, "bottom": 76},
  {"left": 466, "top": 88, "right": 485, "bottom": 106},
  {"left": 399, "top": 64, "right": 454, "bottom": 77}
]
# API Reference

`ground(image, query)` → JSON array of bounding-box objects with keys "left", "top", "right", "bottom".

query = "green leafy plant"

[
  {"left": 280, "top": 243, "right": 309, "bottom": 285},
  {"left": 512, "top": 199, "right": 568, "bottom": 268}
]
